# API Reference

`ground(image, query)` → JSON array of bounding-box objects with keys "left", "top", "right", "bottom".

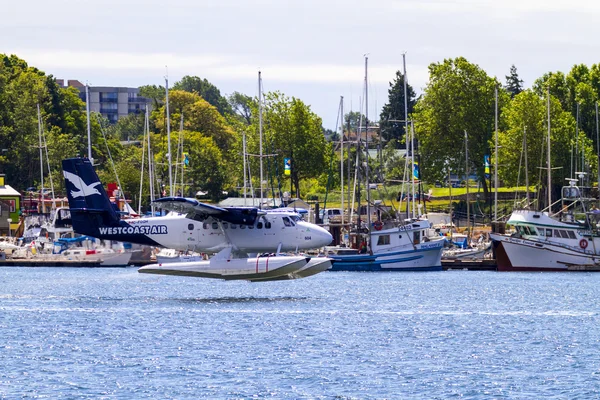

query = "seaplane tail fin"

[{"left": 62, "top": 158, "right": 121, "bottom": 237}]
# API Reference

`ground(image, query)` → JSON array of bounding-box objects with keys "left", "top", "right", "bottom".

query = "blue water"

[{"left": 2, "top": 268, "right": 600, "bottom": 399}]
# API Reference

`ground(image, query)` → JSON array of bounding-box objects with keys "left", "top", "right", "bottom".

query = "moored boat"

[
  {"left": 327, "top": 219, "right": 445, "bottom": 271},
  {"left": 490, "top": 181, "right": 600, "bottom": 271}
]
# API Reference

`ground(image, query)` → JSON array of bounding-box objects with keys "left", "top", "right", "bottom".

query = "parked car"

[{"left": 319, "top": 208, "right": 342, "bottom": 224}]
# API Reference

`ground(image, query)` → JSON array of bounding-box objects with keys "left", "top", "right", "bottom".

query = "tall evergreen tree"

[
  {"left": 379, "top": 71, "right": 416, "bottom": 148},
  {"left": 505, "top": 64, "right": 524, "bottom": 98}
]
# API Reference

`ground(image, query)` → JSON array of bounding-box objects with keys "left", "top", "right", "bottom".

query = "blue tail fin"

[{"left": 62, "top": 158, "right": 121, "bottom": 236}]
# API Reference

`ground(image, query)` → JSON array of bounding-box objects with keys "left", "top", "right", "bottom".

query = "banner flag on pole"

[
  {"left": 284, "top": 158, "right": 291, "bottom": 175},
  {"left": 413, "top": 161, "right": 419, "bottom": 181},
  {"left": 484, "top": 155, "right": 490, "bottom": 178}
]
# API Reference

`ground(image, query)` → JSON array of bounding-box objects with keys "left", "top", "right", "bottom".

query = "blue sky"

[{"left": 4, "top": 0, "right": 600, "bottom": 129}]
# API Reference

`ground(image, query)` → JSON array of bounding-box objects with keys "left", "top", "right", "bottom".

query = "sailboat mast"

[
  {"left": 364, "top": 56, "right": 371, "bottom": 249},
  {"left": 576, "top": 102, "right": 580, "bottom": 180},
  {"left": 524, "top": 126, "right": 529, "bottom": 205},
  {"left": 465, "top": 130, "right": 470, "bottom": 240},
  {"left": 403, "top": 53, "right": 412, "bottom": 218},
  {"left": 494, "top": 85, "right": 498, "bottom": 221},
  {"left": 547, "top": 87, "right": 552, "bottom": 212},
  {"left": 146, "top": 106, "right": 155, "bottom": 215},
  {"left": 37, "top": 104, "right": 44, "bottom": 214},
  {"left": 165, "top": 76, "right": 173, "bottom": 197},
  {"left": 340, "top": 96, "right": 344, "bottom": 226},
  {"left": 243, "top": 130, "right": 247, "bottom": 206},
  {"left": 596, "top": 102, "right": 599, "bottom": 187},
  {"left": 138, "top": 106, "right": 147, "bottom": 214},
  {"left": 411, "top": 123, "right": 416, "bottom": 218},
  {"left": 86, "top": 84, "right": 92, "bottom": 162},
  {"left": 259, "top": 71, "right": 264, "bottom": 204}
]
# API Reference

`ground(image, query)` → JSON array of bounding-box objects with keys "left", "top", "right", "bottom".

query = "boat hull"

[
  {"left": 329, "top": 242, "right": 444, "bottom": 272},
  {"left": 491, "top": 234, "right": 600, "bottom": 272}
]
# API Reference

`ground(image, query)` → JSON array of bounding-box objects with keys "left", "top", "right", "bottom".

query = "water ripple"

[{"left": 2, "top": 268, "right": 600, "bottom": 399}]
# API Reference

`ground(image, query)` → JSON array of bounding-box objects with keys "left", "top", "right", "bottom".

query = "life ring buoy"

[
  {"left": 580, "top": 239, "right": 588, "bottom": 249},
  {"left": 373, "top": 221, "right": 383, "bottom": 231}
]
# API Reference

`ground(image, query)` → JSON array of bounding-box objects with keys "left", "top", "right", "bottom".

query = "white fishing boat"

[
  {"left": 328, "top": 55, "right": 444, "bottom": 271},
  {"left": 490, "top": 180, "right": 600, "bottom": 271},
  {"left": 327, "top": 219, "right": 445, "bottom": 271}
]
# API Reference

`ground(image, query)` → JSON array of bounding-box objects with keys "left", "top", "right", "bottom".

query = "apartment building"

[{"left": 56, "top": 79, "right": 150, "bottom": 123}]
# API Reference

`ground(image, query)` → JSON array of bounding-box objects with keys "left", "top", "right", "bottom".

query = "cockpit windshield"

[{"left": 282, "top": 216, "right": 295, "bottom": 227}]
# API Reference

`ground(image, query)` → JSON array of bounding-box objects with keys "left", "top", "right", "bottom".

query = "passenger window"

[
  {"left": 554, "top": 230, "right": 560, "bottom": 237},
  {"left": 282, "top": 217, "right": 292, "bottom": 227},
  {"left": 248, "top": 225, "right": 254, "bottom": 229},
  {"left": 546, "top": 229, "right": 552, "bottom": 237},
  {"left": 567, "top": 231, "right": 576, "bottom": 239},
  {"left": 265, "top": 221, "right": 272, "bottom": 229},
  {"left": 377, "top": 235, "right": 390, "bottom": 245},
  {"left": 240, "top": 225, "right": 246, "bottom": 229},
  {"left": 212, "top": 222, "right": 218, "bottom": 229},
  {"left": 222, "top": 222, "right": 228, "bottom": 229},
  {"left": 203, "top": 223, "right": 209, "bottom": 230},
  {"left": 231, "top": 224, "right": 237, "bottom": 229},
  {"left": 188, "top": 223, "right": 194, "bottom": 230},
  {"left": 413, "top": 231, "right": 420, "bottom": 243},
  {"left": 257, "top": 222, "right": 263, "bottom": 229}
]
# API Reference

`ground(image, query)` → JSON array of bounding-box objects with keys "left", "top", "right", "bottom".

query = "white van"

[{"left": 319, "top": 208, "right": 342, "bottom": 224}]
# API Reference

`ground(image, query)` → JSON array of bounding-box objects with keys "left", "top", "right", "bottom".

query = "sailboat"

[
  {"left": 327, "top": 56, "right": 445, "bottom": 271},
  {"left": 489, "top": 89, "right": 600, "bottom": 271}
]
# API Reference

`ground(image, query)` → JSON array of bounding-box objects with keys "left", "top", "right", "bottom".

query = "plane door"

[{"left": 182, "top": 222, "right": 198, "bottom": 251}]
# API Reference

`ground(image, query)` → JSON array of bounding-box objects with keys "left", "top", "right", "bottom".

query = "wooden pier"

[{"left": 442, "top": 259, "right": 497, "bottom": 271}]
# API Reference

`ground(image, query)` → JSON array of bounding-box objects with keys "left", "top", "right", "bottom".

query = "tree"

[
  {"left": 344, "top": 111, "right": 366, "bottom": 135},
  {"left": 379, "top": 70, "right": 416, "bottom": 147},
  {"left": 228, "top": 91, "right": 254, "bottom": 125},
  {"left": 148, "top": 90, "right": 237, "bottom": 197},
  {"left": 412, "top": 57, "right": 509, "bottom": 197},
  {"left": 247, "top": 92, "right": 329, "bottom": 198},
  {"left": 505, "top": 64, "right": 524, "bottom": 98},
  {"left": 173, "top": 75, "right": 233, "bottom": 116},
  {"left": 139, "top": 84, "right": 165, "bottom": 110},
  {"left": 496, "top": 90, "right": 595, "bottom": 203},
  {"left": 109, "top": 112, "right": 145, "bottom": 142}
]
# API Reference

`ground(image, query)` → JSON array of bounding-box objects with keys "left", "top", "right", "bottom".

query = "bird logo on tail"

[{"left": 63, "top": 170, "right": 102, "bottom": 198}]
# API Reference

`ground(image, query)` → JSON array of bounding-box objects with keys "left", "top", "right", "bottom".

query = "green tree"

[
  {"left": 173, "top": 75, "right": 233, "bottom": 116},
  {"left": 496, "top": 90, "right": 594, "bottom": 205},
  {"left": 109, "top": 112, "right": 146, "bottom": 142},
  {"left": 379, "top": 70, "right": 416, "bottom": 147},
  {"left": 139, "top": 84, "right": 165, "bottom": 110},
  {"left": 228, "top": 91, "right": 254, "bottom": 125},
  {"left": 413, "top": 57, "right": 509, "bottom": 197},
  {"left": 344, "top": 111, "right": 366, "bottom": 136},
  {"left": 247, "top": 92, "right": 329, "bottom": 198},
  {"left": 505, "top": 64, "right": 524, "bottom": 98}
]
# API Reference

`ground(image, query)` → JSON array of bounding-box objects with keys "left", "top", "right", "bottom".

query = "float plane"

[{"left": 62, "top": 158, "right": 333, "bottom": 281}]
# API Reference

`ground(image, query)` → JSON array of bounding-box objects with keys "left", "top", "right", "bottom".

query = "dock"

[
  {"left": 0, "top": 259, "right": 123, "bottom": 267},
  {"left": 442, "top": 259, "right": 497, "bottom": 271}
]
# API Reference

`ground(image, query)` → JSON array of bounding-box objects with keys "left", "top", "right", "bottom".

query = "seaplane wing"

[{"left": 153, "top": 197, "right": 265, "bottom": 226}]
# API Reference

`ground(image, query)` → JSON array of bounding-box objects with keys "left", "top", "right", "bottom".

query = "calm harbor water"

[{"left": 2, "top": 267, "right": 600, "bottom": 399}]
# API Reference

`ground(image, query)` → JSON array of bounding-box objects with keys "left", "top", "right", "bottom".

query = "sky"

[{"left": 3, "top": 0, "right": 600, "bottom": 130}]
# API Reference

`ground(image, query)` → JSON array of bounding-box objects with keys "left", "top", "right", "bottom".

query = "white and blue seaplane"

[{"left": 62, "top": 158, "right": 333, "bottom": 281}]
